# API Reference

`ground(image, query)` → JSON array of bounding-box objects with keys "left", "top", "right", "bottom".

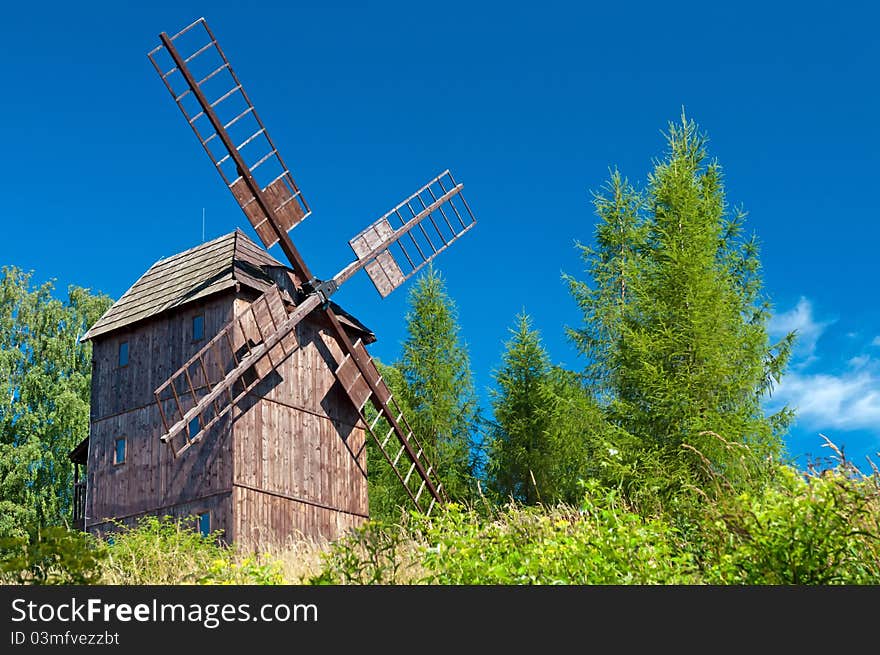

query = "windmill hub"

[{"left": 302, "top": 277, "right": 339, "bottom": 305}]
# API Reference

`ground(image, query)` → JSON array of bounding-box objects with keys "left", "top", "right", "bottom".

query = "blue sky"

[{"left": 1, "top": 1, "right": 877, "bottom": 468}]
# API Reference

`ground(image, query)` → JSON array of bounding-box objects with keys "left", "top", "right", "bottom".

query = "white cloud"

[
  {"left": 849, "top": 355, "right": 871, "bottom": 369},
  {"left": 768, "top": 297, "right": 833, "bottom": 368},
  {"left": 769, "top": 367, "right": 880, "bottom": 432},
  {"left": 872, "top": 336, "right": 880, "bottom": 347}
]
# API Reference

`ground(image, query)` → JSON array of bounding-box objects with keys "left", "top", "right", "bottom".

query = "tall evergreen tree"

[
  {"left": 0, "top": 267, "right": 111, "bottom": 537},
  {"left": 566, "top": 114, "right": 794, "bottom": 500},
  {"left": 488, "top": 313, "right": 551, "bottom": 504},
  {"left": 488, "top": 313, "right": 607, "bottom": 505},
  {"left": 398, "top": 266, "right": 478, "bottom": 500},
  {"left": 367, "top": 266, "right": 478, "bottom": 517}
]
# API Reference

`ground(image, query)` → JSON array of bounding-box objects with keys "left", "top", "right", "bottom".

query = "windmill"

[{"left": 145, "top": 17, "right": 476, "bottom": 516}]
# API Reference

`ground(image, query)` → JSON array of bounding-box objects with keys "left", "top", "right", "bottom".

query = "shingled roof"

[{"left": 82, "top": 229, "right": 373, "bottom": 342}]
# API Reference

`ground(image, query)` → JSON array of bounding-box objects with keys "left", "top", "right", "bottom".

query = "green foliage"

[
  {"left": 488, "top": 313, "right": 609, "bottom": 504},
  {"left": 310, "top": 517, "right": 423, "bottom": 585},
  {"left": 703, "top": 462, "right": 880, "bottom": 584},
  {"left": 365, "top": 362, "right": 418, "bottom": 518},
  {"left": 418, "top": 492, "right": 699, "bottom": 584},
  {"left": 0, "top": 266, "right": 112, "bottom": 537},
  {"left": 100, "top": 515, "right": 283, "bottom": 585},
  {"left": 399, "top": 266, "right": 479, "bottom": 497},
  {"left": 312, "top": 487, "right": 699, "bottom": 584},
  {"left": 0, "top": 526, "right": 105, "bottom": 584},
  {"left": 368, "top": 266, "right": 479, "bottom": 517},
  {"left": 565, "top": 113, "right": 794, "bottom": 506}
]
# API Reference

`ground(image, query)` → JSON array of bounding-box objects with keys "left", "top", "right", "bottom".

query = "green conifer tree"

[
  {"left": 566, "top": 114, "right": 794, "bottom": 503},
  {"left": 488, "top": 313, "right": 607, "bottom": 505},
  {"left": 367, "top": 266, "right": 478, "bottom": 517}
]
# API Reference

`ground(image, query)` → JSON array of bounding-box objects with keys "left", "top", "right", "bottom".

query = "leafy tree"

[
  {"left": 0, "top": 525, "right": 106, "bottom": 584},
  {"left": 0, "top": 266, "right": 111, "bottom": 537},
  {"left": 566, "top": 113, "right": 794, "bottom": 505}
]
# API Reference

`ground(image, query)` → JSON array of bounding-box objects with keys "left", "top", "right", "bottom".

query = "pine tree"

[
  {"left": 489, "top": 313, "right": 551, "bottom": 504},
  {"left": 488, "top": 313, "right": 607, "bottom": 505},
  {"left": 567, "top": 113, "right": 794, "bottom": 500},
  {"left": 367, "top": 266, "right": 478, "bottom": 517},
  {"left": 566, "top": 169, "right": 646, "bottom": 403},
  {"left": 398, "top": 266, "right": 477, "bottom": 501}
]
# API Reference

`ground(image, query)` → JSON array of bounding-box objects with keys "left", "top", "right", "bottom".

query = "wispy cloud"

[
  {"left": 766, "top": 298, "right": 879, "bottom": 458},
  {"left": 768, "top": 297, "right": 833, "bottom": 368},
  {"left": 849, "top": 355, "right": 871, "bottom": 369},
  {"left": 769, "top": 365, "right": 880, "bottom": 432}
]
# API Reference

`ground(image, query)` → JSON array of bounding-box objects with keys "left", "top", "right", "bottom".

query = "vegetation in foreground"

[{"left": 2, "top": 439, "right": 878, "bottom": 585}]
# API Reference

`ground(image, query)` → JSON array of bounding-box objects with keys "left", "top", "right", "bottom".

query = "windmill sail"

[
  {"left": 148, "top": 18, "right": 310, "bottom": 252},
  {"left": 333, "top": 336, "right": 447, "bottom": 514},
  {"left": 149, "top": 18, "right": 478, "bottom": 516},
  {"left": 345, "top": 170, "right": 477, "bottom": 297},
  {"left": 154, "top": 287, "right": 318, "bottom": 457}
]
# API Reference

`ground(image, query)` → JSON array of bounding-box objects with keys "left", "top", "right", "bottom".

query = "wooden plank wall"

[
  {"left": 90, "top": 293, "right": 233, "bottom": 420},
  {"left": 86, "top": 293, "right": 235, "bottom": 535},
  {"left": 86, "top": 287, "right": 370, "bottom": 548},
  {"left": 232, "top": 295, "right": 369, "bottom": 547},
  {"left": 90, "top": 493, "right": 233, "bottom": 543},
  {"left": 233, "top": 486, "right": 365, "bottom": 549}
]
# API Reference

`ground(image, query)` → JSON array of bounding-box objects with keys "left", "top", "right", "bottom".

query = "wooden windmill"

[{"left": 144, "top": 17, "right": 476, "bottom": 523}]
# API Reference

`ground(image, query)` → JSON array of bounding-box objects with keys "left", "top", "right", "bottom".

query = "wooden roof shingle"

[{"left": 82, "top": 230, "right": 374, "bottom": 342}]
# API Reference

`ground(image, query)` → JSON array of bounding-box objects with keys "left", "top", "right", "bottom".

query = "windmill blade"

[
  {"left": 154, "top": 287, "right": 320, "bottom": 458},
  {"left": 148, "top": 18, "right": 310, "bottom": 253},
  {"left": 325, "top": 310, "right": 447, "bottom": 514},
  {"left": 342, "top": 170, "right": 477, "bottom": 298}
]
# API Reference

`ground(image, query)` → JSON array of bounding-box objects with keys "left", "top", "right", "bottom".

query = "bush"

[
  {"left": 312, "top": 484, "right": 701, "bottom": 585},
  {"left": 0, "top": 526, "right": 105, "bottom": 584},
  {"left": 310, "top": 516, "right": 425, "bottom": 585},
  {"left": 417, "top": 485, "right": 699, "bottom": 584},
  {"left": 703, "top": 462, "right": 880, "bottom": 584}
]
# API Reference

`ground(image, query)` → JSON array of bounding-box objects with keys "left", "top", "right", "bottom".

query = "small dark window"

[
  {"left": 197, "top": 512, "right": 211, "bottom": 537},
  {"left": 192, "top": 315, "right": 204, "bottom": 342},
  {"left": 188, "top": 417, "right": 200, "bottom": 439},
  {"left": 118, "top": 341, "right": 129, "bottom": 367},
  {"left": 114, "top": 437, "right": 126, "bottom": 465}
]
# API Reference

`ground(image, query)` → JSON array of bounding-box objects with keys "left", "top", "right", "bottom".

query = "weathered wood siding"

[
  {"left": 232, "top": 295, "right": 368, "bottom": 547},
  {"left": 91, "top": 494, "right": 234, "bottom": 542},
  {"left": 233, "top": 486, "right": 365, "bottom": 549},
  {"left": 86, "top": 285, "right": 370, "bottom": 547},
  {"left": 90, "top": 294, "right": 234, "bottom": 420},
  {"left": 86, "top": 294, "right": 235, "bottom": 536}
]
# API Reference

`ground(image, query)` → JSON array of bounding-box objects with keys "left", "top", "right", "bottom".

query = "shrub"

[
  {"left": 310, "top": 516, "right": 425, "bottom": 585},
  {"left": 0, "top": 526, "right": 105, "bottom": 584},
  {"left": 417, "top": 485, "right": 699, "bottom": 584},
  {"left": 312, "top": 484, "right": 701, "bottom": 585},
  {"left": 703, "top": 461, "right": 880, "bottom": 584}
]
